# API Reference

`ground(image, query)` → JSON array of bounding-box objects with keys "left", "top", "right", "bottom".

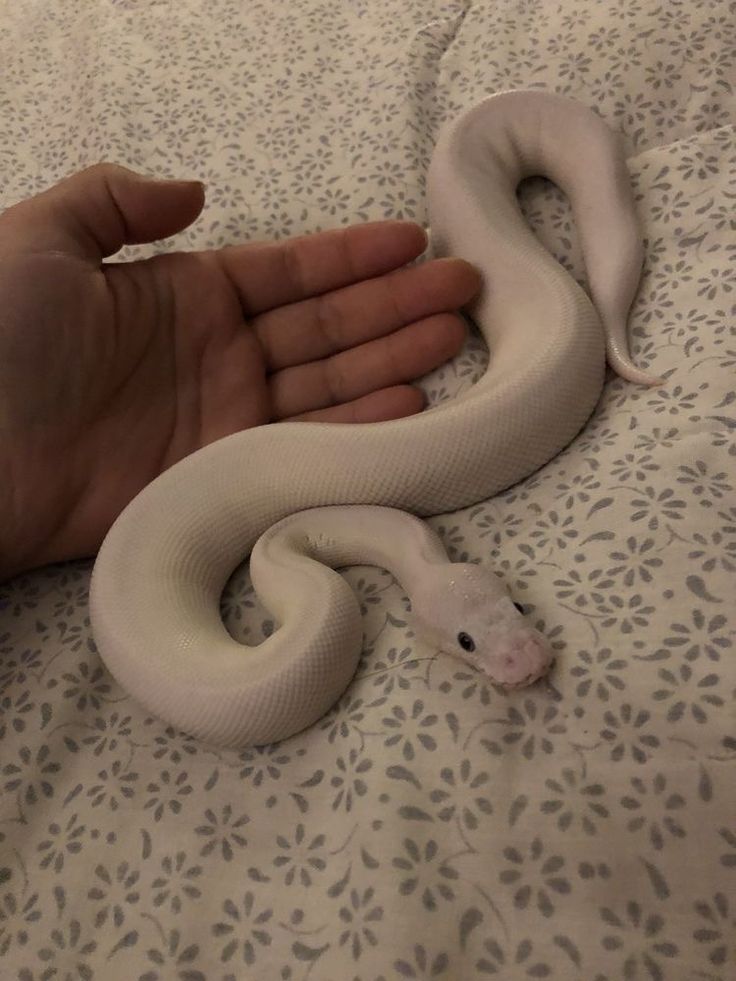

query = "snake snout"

[{"left": 489, "top": 630, "right": 554, "bottom": 689}]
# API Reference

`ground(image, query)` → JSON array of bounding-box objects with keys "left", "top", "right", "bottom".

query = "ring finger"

[
  {"left": 270, "top": 312, "right": 466, "bottom": 420},
  {"left": 255, "top": 257, "right": 480, "bottom": 371}
]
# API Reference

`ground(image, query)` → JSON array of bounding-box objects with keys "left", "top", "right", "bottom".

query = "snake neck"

[{"left": 250, "top": 505, "right": 449, "bottom": 599}]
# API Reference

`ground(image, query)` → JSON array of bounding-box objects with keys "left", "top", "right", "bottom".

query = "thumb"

[{"left": 2, "top": 162, "right": 206, "bottom": 260}]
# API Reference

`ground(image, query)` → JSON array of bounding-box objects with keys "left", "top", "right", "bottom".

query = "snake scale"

[{"left": 89, "top": 90, "right": 658, "bottom": 749}]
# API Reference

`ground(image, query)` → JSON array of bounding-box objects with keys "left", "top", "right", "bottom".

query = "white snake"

[{"left": 90, "top": 90, "right": 658, "bottom": 750}]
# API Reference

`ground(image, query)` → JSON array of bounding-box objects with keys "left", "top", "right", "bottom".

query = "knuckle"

[
  {"left": 282, "top": 239, "right": 309, "bottom": 296},
  {"left": 322, "top": 356, "right": 346, "bottom": 405},
  {"left": 313, "top": 291, "right": 343, "bottom": 351}
]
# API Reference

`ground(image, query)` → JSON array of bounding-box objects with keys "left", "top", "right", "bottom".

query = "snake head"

[{"left": 410, "top": 563, "right": 554, "bottom": 688}]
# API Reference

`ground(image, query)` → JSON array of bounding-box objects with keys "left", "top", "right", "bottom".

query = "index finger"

[{"left": 216, "top": 220, "right": 429, "bottom": 315}]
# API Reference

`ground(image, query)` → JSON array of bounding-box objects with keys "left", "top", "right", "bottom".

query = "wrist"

[
  {"left": 0, "top": 496, "right": 27, "bottom": 582},
  {"left": 0, "top": 531, "right": 25, "bottom": 583},
  {"left": 0, "top": 555, "right": 22, "bottom": 583},
  {"left": 0, "top": 462, "right": 48, "bottom": 581},
  {"left": 0, "top": 476, "right": 20, "bottom": 581},
  {"left": 0, "top": 465, "right": 104, "bottom": 580}
]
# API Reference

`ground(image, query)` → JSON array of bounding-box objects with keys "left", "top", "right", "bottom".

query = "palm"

[
  {"left": 1, "top": 250, "right": 268, "bottom": 557},
  {"left": 0, "top": 165, "right": 479, "bottom": 575}
]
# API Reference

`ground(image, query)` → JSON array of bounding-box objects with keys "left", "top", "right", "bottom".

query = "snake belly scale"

[{"left": 89, "top": 90, "right": 657, "bottom": 749}]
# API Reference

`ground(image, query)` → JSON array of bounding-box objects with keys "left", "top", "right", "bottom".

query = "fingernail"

[{"left": 170, "top": 179, "right": 205, "bottom": 191}]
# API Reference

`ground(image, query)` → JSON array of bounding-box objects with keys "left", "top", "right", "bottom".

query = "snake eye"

[
  {"left": 513, "top": 601, "right": 525, "bottom": 614},
  {"left": 457, "top": 632, "right": 476, "bottom": 652}
]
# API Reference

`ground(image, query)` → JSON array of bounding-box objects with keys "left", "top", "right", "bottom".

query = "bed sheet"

[{"left": 1, "top": 1, "right": 734, "bottom": 978}]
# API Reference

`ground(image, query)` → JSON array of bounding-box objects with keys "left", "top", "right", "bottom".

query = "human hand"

[{"left": 0, "top": 165, "right": 480, "bottom": 577}]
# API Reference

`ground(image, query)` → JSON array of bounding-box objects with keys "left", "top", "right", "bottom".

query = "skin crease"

[{"left": 0, "top": 163, "right": 481, "bottom": 579}]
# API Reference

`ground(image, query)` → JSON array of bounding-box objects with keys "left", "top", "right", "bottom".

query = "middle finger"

[
  {"left": 270, "top": 311, "right": 467, "bottom": 420},
  {"left": 254, "top": 257, "right": 480, "bottom": 371}
]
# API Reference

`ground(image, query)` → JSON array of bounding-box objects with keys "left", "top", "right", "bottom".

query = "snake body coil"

[{"left": 90, "top": 91, "right": 654, "bottom": 749}]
